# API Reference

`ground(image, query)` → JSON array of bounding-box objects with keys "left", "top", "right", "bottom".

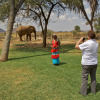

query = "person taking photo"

[{"left": 75, "top": 31, "right": 99, "bottom": 96}]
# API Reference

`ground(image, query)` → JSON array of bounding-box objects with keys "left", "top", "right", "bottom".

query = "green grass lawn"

[{"left": 0, "top": 44, "right": 100, "bottom": 100}]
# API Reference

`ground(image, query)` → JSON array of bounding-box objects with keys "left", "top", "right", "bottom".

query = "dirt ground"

[
  {"left": 0, "top": 33, "right": 99, "bottom": 49},
  {"left": 0, "top": 34, "right": 76, "bottom": 49}
]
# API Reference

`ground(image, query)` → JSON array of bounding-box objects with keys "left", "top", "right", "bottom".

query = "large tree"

[
  {"left": 0, "top": 0, "right": 25, "bottom": 61},
  {"left": 22, "top": 0, "right": 65, "bottom": 47},
  {"left": 62, "top": 0, "right": 99, "bottom": 31}
]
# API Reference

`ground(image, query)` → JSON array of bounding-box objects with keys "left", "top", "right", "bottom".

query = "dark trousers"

[{"left": 81, "top": 65, "right": 97, "bottom": 95}]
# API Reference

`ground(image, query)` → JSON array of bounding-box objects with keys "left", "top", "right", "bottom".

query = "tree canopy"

[
  {"left": 62, "top": 0, "right": 99, "bottom": 31},
  {"left": 0, "top": 0, "right": 10, "bottom": 21},
  {"left": 74, "top": 25, "right": 81, "bottom": 32},
  {"left": 21, "top": 0, "right": 65, "bottom": 47}
]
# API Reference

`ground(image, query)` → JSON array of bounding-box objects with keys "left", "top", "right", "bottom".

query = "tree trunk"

[
  {"left": 42, "top": 23, "right": 47, "bottom": 47},
  {"left": 90, "top": 23, "right": 94, "bottom": 31},
  {"left": 0, "top": 0, "right": 25, "bottom": 61},
  {"left": 0, "top": 7, "right": 15, "bottom": 61},
  {"left": 43, "top": 30, "right": 47, "bottom": 47}
]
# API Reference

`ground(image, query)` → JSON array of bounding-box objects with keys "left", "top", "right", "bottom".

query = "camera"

[{"left": 82, "top": 37, "right": 85, "bottom": 42}]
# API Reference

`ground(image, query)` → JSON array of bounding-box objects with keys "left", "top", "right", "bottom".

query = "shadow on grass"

[
  {"left": 59, "top": 62, "right": 67, "bottom": 65},
  {"left": 9, "top": 53, "right": 51, "bottom": 61},
  {"left": 60, "top": 44, "right": 75, "bottom": 53},
  {"left": 87, "top": 83, "right": 100, "bottom": 94},
  {"left": 13, "top": 43, "right": 100, "bottom": 54},
  {"left": 8, "top": 44, "right": 80, "bottom": 61},
  {"left": 97, "top": 83, "right": 100, "bottom": 93},
  {"left": 14, "top": 44, "right": 76, "bottom": 53}
]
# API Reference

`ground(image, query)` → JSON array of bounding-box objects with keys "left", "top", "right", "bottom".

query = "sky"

[{"left": 0, "top": 1, "right": 96, "bottom": 32}]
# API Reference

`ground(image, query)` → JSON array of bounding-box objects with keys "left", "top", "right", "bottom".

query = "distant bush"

[{"left": 72, "top": 30, "right": 77, "bottom": 35}]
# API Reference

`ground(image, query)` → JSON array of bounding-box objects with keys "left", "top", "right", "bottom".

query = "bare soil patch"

[{"left": 0, "top": 33, "right": 100, "bottom": 49}]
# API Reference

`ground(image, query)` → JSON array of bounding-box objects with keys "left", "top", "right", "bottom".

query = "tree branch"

[
  {"left": 91, "top": 0, "right": 98, "bottom": 22},
  {"left": 38, "top": 4, "right": 46, "bottom": 21},
  {"left": 39, "top": 17, "right": 44, "bottom": 33},
  {"left": 28, "top": 8, "right": 44, "bottom": 31},
  {"left": 79, "top": 0, "right": 91, "bottom": 23},
  {"left": 15, "top": 0, "right": 25, "bottom": 14}
]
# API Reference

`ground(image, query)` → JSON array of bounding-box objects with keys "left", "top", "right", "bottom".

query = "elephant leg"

[
  {"left": 19, "top": 35, "right": 23, "bottom": 41},
  {"left": 29, "top": 34, "right": 31, "bottom": 41},
  {"left": 26, "top": 34, "right": 28, "bottom": 41}
]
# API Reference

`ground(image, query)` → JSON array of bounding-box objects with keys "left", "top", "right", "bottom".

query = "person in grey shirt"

[{"left": 75, "top": 31, "right": 99, "bottom": 96}]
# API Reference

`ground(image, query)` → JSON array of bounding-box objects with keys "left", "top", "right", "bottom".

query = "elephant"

[{"left": 16, "top": 25, "right": 36, "bottom": 41}]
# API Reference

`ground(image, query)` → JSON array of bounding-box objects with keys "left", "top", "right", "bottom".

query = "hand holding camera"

[
  {"left": 82, "top": 37, "right": 85, "bottom": 42},
  {"left": 79, "top": 37, "right": 85, "bottom": 43}
]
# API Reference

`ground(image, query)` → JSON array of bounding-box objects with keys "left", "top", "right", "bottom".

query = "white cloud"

[
  {"left": 81, "top": 22, "right": 85, "bottom": 25},
  {"left": 0, "top": 21, "right": 7, "bottom": 30},
  {"left": 59, "top": 15, "right": 66, "bottom": 20},
  {"left": 59, "top": 13, "right": 67, "bottom": 20},
  {"left": 68, "top": 18, "right": 71, "bottom": 21},
  {"left": 68, "top": 17, "right": 77, "bottom": 21},
  {"left": 50, "top": 13, "right": 55, "bottom": 17},
  {"left": 85, "top": 7, "right": 91, "bottom": 15},
  {"left": 83, "top": 1, "right": 87, "bottom": 6},
  {"left": 72, "top": 17, "right": 77, "bottom": 20}
]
